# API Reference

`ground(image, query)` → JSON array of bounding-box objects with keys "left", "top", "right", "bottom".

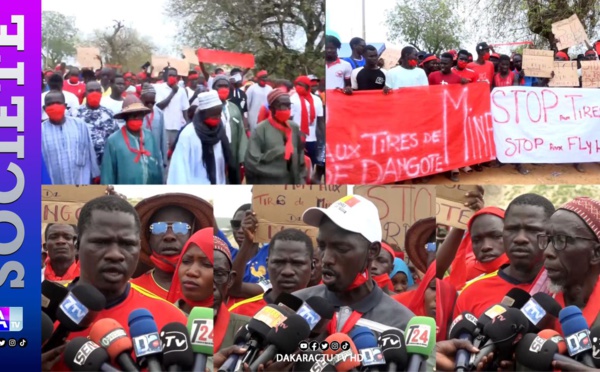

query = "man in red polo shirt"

[
  {"left": 467, "top": 42, "right": 495, "bottom": 89},
  {"left": 43, "top": 196, "right": 187, "bottom": 372},
  {"left": 542, "top": 197, "right": 600, "bottom": 328},
  {"left": 454, "top": 193, "right": 555, "bottom": 318}
]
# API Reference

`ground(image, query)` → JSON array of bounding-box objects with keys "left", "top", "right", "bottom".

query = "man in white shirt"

[
  {"left": 325, "top": 35, "right": 353, "bottom": 93},
  {"left": 41, "top": 74, "right": 80, "bottom": 121},
  {"left": 100, "top": 74, "right": 126, "bottom": 119},
  {"left": 290, "top": 76, "right": 324, "bottom": 172},
  {"left": 386, "top": 46, "right": 429, "bottom": 89},
  {"left": 154, "top": 67, "right": 190, "bottom": 148},
  {"left": 245, "top": 70, "right": 273, "bottom": 132}
]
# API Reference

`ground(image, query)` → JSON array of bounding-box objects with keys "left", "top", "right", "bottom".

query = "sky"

[{"left": 42, "top": 0, "right": 178, "bottom": 54}]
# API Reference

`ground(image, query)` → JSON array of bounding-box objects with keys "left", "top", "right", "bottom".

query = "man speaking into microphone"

[{"left": 294, "top": 195, "right": 415, "bottom": 335}]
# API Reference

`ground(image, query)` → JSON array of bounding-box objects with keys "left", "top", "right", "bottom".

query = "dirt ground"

[{"left": 422, "top": 163, "right": 600, "bottom": 185}]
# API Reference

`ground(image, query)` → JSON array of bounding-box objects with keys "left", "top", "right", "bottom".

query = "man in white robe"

[{"left": 245, "top": 70, "right": 273, "bottom": 132}]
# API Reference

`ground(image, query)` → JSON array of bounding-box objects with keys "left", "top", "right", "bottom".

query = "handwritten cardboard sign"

[
  {"left": 552, "top": 14, "right": 590, "bottom": 50},
  {"left": 491, "top": 86, "right": 600, "bottom": 163},
  {"left": 42, "top": 186, "right": 106, "bottom": 224},
  {"left": 76, "top": 47, "right": 101, "bottom": 70},
  {"left": 436, "top": 185, "right": 479, "bottom": 229},
  {"left": 522, "top": 49, "right": 554, "bottom": 78},
  {"left": 353, "top": 185, "right": 435, "bottom": 250},
  {"left": 182, "top": 48, "right": 198, "bottom": 65},
  {"left": 549, "top": 61, "right": 579, "bottom": 87},
  {"left": 326, "top": 84, "right": 495, "bottom": 184},
  {"left": 252, "top": 185, "right": 348, "bottom": 244},
  {"left": 581, "top": 61, "right": 600, "bottom": 88},
  {"left": 151, "top": 56, "right": 190, "bottom": 77}
]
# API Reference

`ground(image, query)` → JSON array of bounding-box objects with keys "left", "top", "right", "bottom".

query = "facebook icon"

[{"left": 0, "top": 307, "right": 23, "bottom": 332}]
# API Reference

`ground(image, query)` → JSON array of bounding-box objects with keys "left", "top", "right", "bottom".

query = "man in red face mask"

[
  {"left": 245, "top": 89, "right": 307, "bottom": 184},
  {"left": 155, "top": 67, "right": 191, "bottom": 149},
  {"left": 452, "top": 50, "right": 478, "bottom": 83},
  {"left": 467, "top": 42, "right": 495, "bottom": 88},
  {"left": 75, "top": 81, "right": 119, "bottom": 167},
  {"left": 245, "top": 70, "right": 273, "bottom": 133},
  {"left": 385, "top": 46, "right": 429, "bottom": 89},
  {"left": 100, "top": 95, "right": 164, "bottom": 184},
  {"left": 63, "top": 67, "right": 86, "bottom": 104},
  {"left": 41, "top": 90, "right": 99, "bottom": 184}
]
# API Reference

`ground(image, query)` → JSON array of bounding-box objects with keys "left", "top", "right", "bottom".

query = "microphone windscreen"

[
  {"left": 448, "top": 312, "right": 478, "bottom": 339},
  {"left": 42, "top": 312, "right": 54, "bottom": 345},
  {"left": 42, "top": 280, "right": 69, "bottom": 322},
  {"left": 538, "top": 329, "right": 567, "bottom": 355},
  {"left": 247, "top": 304, "right": 288, "bottom": 342},
  {"left": 324, "top": 333, "right": 360, "bottom": 371},
  {"left": 128, "top": 308, "right": 162, "bottom": 358},
  {"left": 56, "top": 283, "right": 106, "bottom": 331},
  {"left": 266, "top": 314, "right": 311, "bottom": 354},
  {"left": 89, "top": 318, "right": 132, "bottom": 360},
  {"left": 233, "top": 323, "right": 250, "bottom": 344},
  {"left": 404, "top": 316, "right": 436, "bottom": 357},
  {"left": 532, "top": 293, "right": 561, "bottom": 318},
  {"left": 501, "top": 288, "right": 531, "bottom": 308},
  {"left": 305, "top": 296, "right": 335, "bottom": 320},
  {"left": 63, "top": 337, "right": 110, "bottom": 371},
  {"left": 483, "top": 307, "right": 529, "bottom": 356},
  {"left": 187, "top": 306, "right": 214, "bottom": 355},
  {"left": 514, "top": 333, "right": 557, "bottom": 370},
  {"left": 559, "top": 306, "right": 593, "bottom": 357},
  {"left": 160, "top": 322, "right": 194, "bottom": 369},
  {"left": 273, "top": 292, "right": 303, "bottom": 311},
  {"left": 378, "top": 329, "right": 408, "bottom": 369},
  {"left": 348, "top": 326, "right": 378, "bottom": 349}
]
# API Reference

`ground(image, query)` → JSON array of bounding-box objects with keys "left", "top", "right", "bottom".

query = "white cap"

[
  {"left": 302, "top": 195, "right": 382, "bottom": 243},
  {"left": 197, "top": 90, "right": 221, "bottom": 110}
]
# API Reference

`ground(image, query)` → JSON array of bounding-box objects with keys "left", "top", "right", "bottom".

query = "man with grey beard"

[{"left": 541, "top": 197, "right": 600, "bottom": 328}]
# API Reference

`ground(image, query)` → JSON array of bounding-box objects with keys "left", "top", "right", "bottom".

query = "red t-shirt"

[
  {"left": 452, "top": 67, "right": 478, "bottom": 83},
  {"left": 493, "top": 73, "right": 515, "bottom": 87},
  {"left": 130, "top": 271, "right": 169, "bottom": 300},
  {"left": 454, "top": 266, "right": 545, "bottom": 319},
  {"left": 63, "top": 81, "right": 86, "bottom": 104},
  {"left": 228, "top": 294, "right": 267, "bottom": 318},
  {"left": 52, "top": 283, "right": 187, "bottom": 372},
  {"left": 428, "top": 71, "right": 463, "bottom": 85},
  {"left": 466, "top": 61, "right": 495, "bottom": 85}
]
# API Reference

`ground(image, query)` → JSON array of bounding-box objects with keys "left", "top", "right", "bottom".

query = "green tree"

[
  {"left": 42, "top": 11, "right": 79, "bottom": 68},
  {"left": 385, "top": 0, "right": 463, "bottom": 54},
  {"left": 87, "top": 21, "right": 156, "bottom": 72},
  {"left": 165, "top": 0, "right": 324, "bottom": 80}
]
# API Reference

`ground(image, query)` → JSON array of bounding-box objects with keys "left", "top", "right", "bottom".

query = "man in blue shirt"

[{"left": 342, "top": 37, "right": 367, "bottom": 70}]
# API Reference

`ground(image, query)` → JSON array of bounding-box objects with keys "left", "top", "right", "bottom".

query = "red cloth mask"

[
  {"left": 409, "top": 60, "right": 418, "bottom": 67},
  {"left": 150, "top": 253, "right": 181, "bottom": 274},
  {"left": 126, "top": 119, "right": 143, "bottom": 132},
  {"left": 274, "top": 109, "right": 291, "bottom": 123},
  {"left": 258, "top": 81, "right": 267, "bottom": 87},
  {"left": 482, "top": 53, "right": 491, "bottom": 61},
  {"left": 295, "top": 85, "right": 309, "bottom": 96},
  {"left": 217, "top": 88, "right": 230, "bottom": 101},
  {"left": 457, "top": 61, "right": 468, "bottom": 69},
  {"left": 69, "top": 76, "right": 79, "bottom": 84},
  {"left": 87, "top": 92, "right": 102, "bottom": 108},
  {"left": 46, "top": 105, "right": 66, "bottom": 122},
  {"left": 204, "top": 118, "right": 220, "bottom": 127},
  {"left": 168, "top": 76, "right": 178, "bottom": 86}
]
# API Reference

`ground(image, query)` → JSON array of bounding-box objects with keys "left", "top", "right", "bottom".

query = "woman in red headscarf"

[
  {"left": 393, "top": 260, "right": 457, "bottom": 341},
  {"left": 167, "top": 227, "right": 214, "bottom": 315}
]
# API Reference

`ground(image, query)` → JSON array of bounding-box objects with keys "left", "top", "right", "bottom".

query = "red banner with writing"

[
  {"left": 326, "top": 84, "right": 495, "bottom": 184},
  {"left": 196, "top": 48, "right": 255, "bottom": 68}
]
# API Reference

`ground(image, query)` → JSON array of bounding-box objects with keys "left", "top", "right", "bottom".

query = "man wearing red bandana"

[
  {"left": 467, "top": 42, "right": 495, "bottom": 88},
  {"left": 370, "top": 242, "right": 396, "bottom": 294},
  {"left": 63, "top": 67, "right": 86, "bottom": 104},
  {"left": 43, "top": 224, "right": 80, "bottom": 284},
  {"left": 452, "top": 50, "right": 478, "bottom": 83},
  {"left": 385, "top": 46, "right": 429, "bottom": 89},
  {"left": 246, "top": 70, "right": 273, "bottom": 132},
  {"left": 543, "top": 197, "right": 600, "bottom": 328},
  {"left": 290, "top": 75, "right": 324, "bottom": 170},
  {"left": 294, "top": 195, "right": 415, "bottom": 336}
]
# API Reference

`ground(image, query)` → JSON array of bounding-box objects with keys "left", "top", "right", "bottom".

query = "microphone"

[
  {"left": 469, "top": 307, "right": 529, "bottom": 369},
  {"left": 305, "top": 296, "right": 334, "bottom": 335},
  {"left": 591, "top": 326, "right": 600, "bottom": 368},
  {"left": 404, "top": 316, "right": 436, "bottom": 372},
  {"left": 349, "top": 326, "right": 386, "bottom": 370},
  {"left": 520, "top": 292, "right": 562, "bottom": 332},
  {"left": 218, "top": 324, "right": 250, "bottom": 372},
  {"left": 160, "top": 322, "right": 194, "bottom": 372},
  {"left": 273, "top": 292, "right": 304, "bottom": 311},
  {"left": 447, "top": 311, "right": 478, "bottom": 371},
  {"left": 63, "top": 337, "right": 120, "bottom": 372},
  {"left": 128, "top": 308, "right": 164, "bottom": 372},
  {"left": 501, "top": 288, "right": 531, "bottom": 309},
  {"left": 538, "top": 329, "right": 567, "bottom": 354},
  {"left": 559, "top": 306, "right": 595, "bottom": 367},
  {"left": 43, "top": 283, "right": 106, "bottom": 352},
  {"left": 248, "top": 314, "right": 311, "bottom": 371},
  {"left": 42, "top": 279, "right": 69, "bottom": 322},
  {"left": 515, "top": 333, "right": 590, "bottom": 370},
  {"left": 42, "top": 312, "right": 55, "bottom": 346},
  {"left": 378, "top": 329, "right": 408, "bottom": 372},
  {"left": 187, "top": 307, "right": 214, "bottom": 372},
  {"left": 89, "top": 318, "right": 140, "bottom": 372},
  {"left": 323, "top": 333, "right": 361, "bottom": 371},
  {"left": 293, "top": 349, "right": 337, "bottom": 372}
]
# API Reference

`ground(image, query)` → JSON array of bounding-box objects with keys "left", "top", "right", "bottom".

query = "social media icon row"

[
  {"left": 0, "top": 338, "right": 27, "bottom": 347},
  {"left": 298, "top": 340, "right": 350, "bottom": 352}
]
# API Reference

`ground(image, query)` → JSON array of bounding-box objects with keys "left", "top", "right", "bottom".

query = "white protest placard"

[
  {"left": 491, "top": 87, "right": 600, "bottom": 163},
  {"left": 552, "top": 14, "right": 590, "bottom": 50},
  {"left": 522, "top": 49, "right": 554, "bottom": 78},
  {"left": 549, "top": 61, "right": 579, "bottom": 87}
]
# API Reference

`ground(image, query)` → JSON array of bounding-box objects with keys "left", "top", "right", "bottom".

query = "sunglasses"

[{"left": 149, "top": 222, "right": 191, "bottom": 235}]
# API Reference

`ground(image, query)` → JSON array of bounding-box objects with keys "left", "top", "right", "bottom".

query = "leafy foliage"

[
  {"left": 42, "top": 11, "right": 79, "bottom": 68},
  {"left": 165, "top": 0, "right": 324, "bottom": 80},
  {"left": 484, "top": 185, "right": 600, "bottom": 209},
  {"left": 385, "top": 0, "right": 464, "bottom": 54}
]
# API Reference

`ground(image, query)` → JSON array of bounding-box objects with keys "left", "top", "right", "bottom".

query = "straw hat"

[
  {"left": 114, "top": 95, "right": 151, "bottom": 120},
  {"left": 132, "top": 193, "right": 216, "bottom": 278},
  {"left": 404, "top": 217, "right": 436, "bottom": 273}
]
